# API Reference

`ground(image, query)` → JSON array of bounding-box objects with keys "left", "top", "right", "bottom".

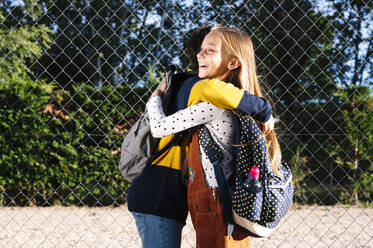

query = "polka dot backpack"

[{"left": 197, "top": 112, "right": 294, "bottom": 238}]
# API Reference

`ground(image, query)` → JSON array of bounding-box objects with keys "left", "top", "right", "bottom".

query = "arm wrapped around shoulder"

[{"left": 188, "top": 79, "right": 272, "bottom": 122}]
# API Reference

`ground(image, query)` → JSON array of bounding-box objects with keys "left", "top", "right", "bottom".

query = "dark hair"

[{"left": 186, "top": 25, "right": 212, "bottom": 70}]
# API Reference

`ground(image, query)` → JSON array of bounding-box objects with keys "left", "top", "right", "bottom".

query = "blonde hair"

[{"left": 212, "top": 26, "right": 282, "bottom": 176}]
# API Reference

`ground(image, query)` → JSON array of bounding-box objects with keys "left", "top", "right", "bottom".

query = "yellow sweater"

[{"left": 152, "top": 79, "right": 246, "bottom": 170}]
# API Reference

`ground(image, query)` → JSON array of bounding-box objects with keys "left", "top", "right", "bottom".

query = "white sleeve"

[{"left": 146, "top": 96, "right": 224, "bottom": 138}]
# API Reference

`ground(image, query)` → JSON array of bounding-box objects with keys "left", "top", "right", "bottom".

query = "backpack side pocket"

[
  {"left": 232, "top": 177, "right": 263, "bottom": 222},
  {"left": 262, "top": 163, "right": 293, "bottom": 222}
]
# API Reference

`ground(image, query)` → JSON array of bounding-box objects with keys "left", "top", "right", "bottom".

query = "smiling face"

[{"left": 197, "top": 31, "right": 231, "bottom": 80}]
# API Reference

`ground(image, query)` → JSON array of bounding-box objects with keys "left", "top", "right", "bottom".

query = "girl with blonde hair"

[
  {"left": 142, "top": 25, "right": 278, "bottom": 247},
  {"left": 209, "top": 26, "right": 281, "bottom": 173}
]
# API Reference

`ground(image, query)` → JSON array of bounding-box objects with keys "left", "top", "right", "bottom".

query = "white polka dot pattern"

[
  {"left": 146, "top": 96, "right": 234, "bottom": 187},
  {"left": 146, "top": 96, "right": 225, "bottom": 138}
]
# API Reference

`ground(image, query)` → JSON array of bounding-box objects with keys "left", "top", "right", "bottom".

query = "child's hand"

[
  {"left": 261, "top": 115, "right": 274, "bottom": 136},
  {"left": 151, "top": 78, "right": 167, "bottom": 97}
]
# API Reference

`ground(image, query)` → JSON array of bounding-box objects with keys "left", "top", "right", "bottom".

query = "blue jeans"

[{"left": 132, "top": 212, "right": 184, "bottom": 248}]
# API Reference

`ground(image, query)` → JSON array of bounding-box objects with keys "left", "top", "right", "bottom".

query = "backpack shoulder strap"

[
  {"left": 197, "top": 125, "right": 235, "bottom": 228},
  {"left": 148, "top": 130, "right": 189, "bottom": 165}
]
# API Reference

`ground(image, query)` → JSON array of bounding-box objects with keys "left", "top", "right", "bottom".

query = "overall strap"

[{"left": 187, "top": 132, "right": 208, "bottom": 190}]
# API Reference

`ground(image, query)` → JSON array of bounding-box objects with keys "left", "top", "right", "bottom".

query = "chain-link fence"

[{"left": 1, "top": 0, "right": 373, "bottom": 247}]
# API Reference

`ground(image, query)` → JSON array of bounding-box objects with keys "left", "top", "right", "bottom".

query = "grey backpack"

[
  {"left": 118, "top": 108, "right": 157, "bottom": 182},
  {"left": 118, "top": 66, "right": 192, "bottom": 182}
]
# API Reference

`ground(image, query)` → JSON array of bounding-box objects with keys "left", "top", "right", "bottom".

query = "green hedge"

[
  {"left": 0, "top": 79, "right": 154, "bottom": 206},
  {"left": 2, "top": 75, "right": 371, "bottom": 207}
]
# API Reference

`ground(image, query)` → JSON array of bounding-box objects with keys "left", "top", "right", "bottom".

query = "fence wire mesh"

[{"left": 1, "top": 0, "right": 373, "bottom": 247}]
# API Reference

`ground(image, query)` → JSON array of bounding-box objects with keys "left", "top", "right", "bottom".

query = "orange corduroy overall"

[{"left": 187, "top": 133, "right": 250, "bottom": 248}]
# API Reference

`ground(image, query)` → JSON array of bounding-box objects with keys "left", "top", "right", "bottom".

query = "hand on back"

[
  {"left": 151, "top": 78, "right": 167, "bottom": 97},
  {"left": 261, "top": 115, "right": 274, "bottom": 136}
]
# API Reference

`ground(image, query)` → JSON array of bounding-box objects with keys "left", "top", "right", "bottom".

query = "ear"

[{"left": 228, "top": 58, "right": 240, "bottom": 71}]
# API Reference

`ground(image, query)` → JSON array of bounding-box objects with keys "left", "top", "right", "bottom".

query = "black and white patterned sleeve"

[{"left": 146, "top": 96, "right": 224, "bottom": 138}]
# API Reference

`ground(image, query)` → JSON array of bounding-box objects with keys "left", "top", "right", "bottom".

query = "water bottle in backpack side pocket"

[{"left": 243, "top": 166, "right": 262, "bottom": 192}]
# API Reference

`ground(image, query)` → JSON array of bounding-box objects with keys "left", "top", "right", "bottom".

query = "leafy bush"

[
  {"left": 0, "top": 78, "right": 157, "bottom": 206},
  {"left": 1, "top": 18, "right": 160, "bottom": 207}
]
